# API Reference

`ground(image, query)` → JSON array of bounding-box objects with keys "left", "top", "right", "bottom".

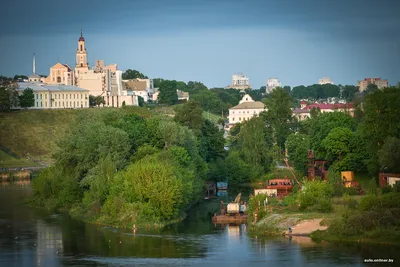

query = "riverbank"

[{"left": 249, "top": 213, "right": 329, "bottom": 236}]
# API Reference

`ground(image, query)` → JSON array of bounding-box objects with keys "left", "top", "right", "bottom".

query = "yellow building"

[
  {"left": 227, "top": 94, "right": 266, "bottom": 130},
  {"left": 43, "top": 62, "right": 75, "bottom": 85},
  {"left": 16, "top": 82, "right": 89, "bottom": 109}
]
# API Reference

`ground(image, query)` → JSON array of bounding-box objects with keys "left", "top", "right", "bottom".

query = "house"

[
  {"left": 293, "top": 101, "right": 355, "bottom": 121},
  {"left": 227, "top": 94, "right": 266, "bottom": 130}
]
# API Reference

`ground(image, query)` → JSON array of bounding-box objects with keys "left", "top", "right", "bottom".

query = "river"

[{"left": 0, "top": 181, "right": 398, "bottom": 267}]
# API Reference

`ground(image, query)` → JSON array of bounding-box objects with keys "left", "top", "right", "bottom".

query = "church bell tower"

[{"left": 75, "top": 30, "right": 89, "bottom": 73}]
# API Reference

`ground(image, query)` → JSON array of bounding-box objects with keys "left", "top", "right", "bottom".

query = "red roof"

[
  {"left": 300, "top": 101, "right": 307, "bottom": 104},
  {"left": 305, "top": 103, "right": 354, "bottom": 110}
]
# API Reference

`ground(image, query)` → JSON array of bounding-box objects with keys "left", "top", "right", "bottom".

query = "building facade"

[
  {"left": 318, "top": 77, "right": 334, "bottom": 85},
  {"left": 357, "top": 78, "right": 388, "bottom": 92},
  {"left": 227, "top": 94, "right": 266, "bottom": 130},
  {"left": 43, "top": 63, "right": 75, "bottom": 85},
  {"left": 293, "top": 101, "right": 354, "bottom": 121},
  {"left": 266, "top": 78, "right": 281, "bottom": 93},
  {"left": 16, "top": 82, "right": 89, "bottom": 109},
  {"left": 225, "top": 73, "right": 251, "bottom": 90}
]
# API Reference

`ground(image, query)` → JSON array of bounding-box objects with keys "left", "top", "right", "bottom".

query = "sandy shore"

[{"left": 286, "top": 218, "right": 327, "bottom": 236}]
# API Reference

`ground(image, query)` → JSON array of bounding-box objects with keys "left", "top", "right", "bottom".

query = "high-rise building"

[
  {"left": 357, "top": 78, "right": 389, "bottom": 92},
  {"left": 225, "top": 73, "right": 251, "bottom": 90},
  {"left": 266, "top": 78, "right": 281, "bottom": 93},
  {"left": 318, "top": 77, "right": 334, "bottom": 85}
]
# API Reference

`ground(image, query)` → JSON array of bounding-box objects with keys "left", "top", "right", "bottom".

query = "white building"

[
  {"left": 266, "top": 78, "right": 281, "bottom": 93},
  {"left": 227, "top": 94, "right": 266, "bottom": 130},
  {"left": 16, "top": 82, "right": 90, "bottom": 109},
  {"left": 225, "top": 73, "right": 251, "bottom": 90},
  {"left": 318, "top": 77, "right": 334, "bottom": 85}
]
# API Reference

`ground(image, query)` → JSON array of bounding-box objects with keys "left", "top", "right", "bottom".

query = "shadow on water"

[{"left": 1, "top": 182, "right": 400, "bottom": 267}]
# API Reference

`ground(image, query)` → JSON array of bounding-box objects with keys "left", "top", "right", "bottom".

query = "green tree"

[
  {"left": 359, "top": 87, "right": 400, "bottom": 174},
  {"left": 364, "top": 83, "right": 378, "bottom": 94},
  {"left": 199, "top": 120, "right": 225, "bottom": 162},
  {"left": 225, "top": 151, "right": 250, "bottom": 185},
  {"left": 174, "top": 101, "right": 205, "bottom": 135},
  {"left": 263, "top": 87, "right": 293, "bottom": 148},
  {"left": 305, "top": 112, "right": 356, "bottom": 158},
  {"left": 342, "top": 85, "right": 359, "bottom": 101},
  {"left": 321, "top": 127, "right": 353, "bottom": 162},
  {"left": 286, "top": 133, "right": 311, "bottom": 174},
  {"left": 122, "top": 69, "right": 148, "bottom": 80},
  {"left": 378, "top": 136, "right": 400, "bottom": 173},
  {"left": 138, "top": 96, "right": 145, "bottom": 107},
  {"left": 158, "top": 80, "right": 178, "bottom": 105},
  {"left": 0, "top": 86, "right": 15, "bottom": 111},
  {"left": 94, "top": 96, "right": 105, "bottom": 107},
  {"left": 18, "top": 88, "right": 35, "bottom": 108},
  {"left": 13, "top": 75, "right": 28, "bottom": 80},
  {"left": 236, "top": 117, "right": 273, "bottom": 178}
]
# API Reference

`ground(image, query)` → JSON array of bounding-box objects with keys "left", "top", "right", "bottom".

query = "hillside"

[{"left": 0, "top": 107, "right": 153, "bottom": 167}]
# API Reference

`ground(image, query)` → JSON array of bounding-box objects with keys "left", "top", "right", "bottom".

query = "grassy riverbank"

[{"left": 247, "top": 177, "right": 400, "bottom": 245}]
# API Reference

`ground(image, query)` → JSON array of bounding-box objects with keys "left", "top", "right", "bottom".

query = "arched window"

[
  {"left": 80, "top": 44, "right": 82, "bottom": 51},
  {"left": 57, "top": 77, "right": 61, "bottom": 83},
  {"left": 81, "top": 63, "right": 83, "bottom": 67}
]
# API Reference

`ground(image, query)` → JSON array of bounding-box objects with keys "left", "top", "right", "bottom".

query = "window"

[
  {"left": 57, "top": 77, "right": 61, "bottom": 83},
  {"left": 55, "top": 94, "right": 57, "bottom": 99},
  {"left": 239, "top": 117, "right": 242, "bottom": 121},
  {"left": 36, "top": 102, "right": 38, "bottom": 107},
  {"left": 55, "top": 102, "right": 57, "bottom": 107},
  {"left": 80, "top": 44, "right": 82, "bottom": 51},
  {"left": 41, "top": 102, "right": 42, "bottom": 107},
  {"left": 40, "top": 94, "right": 42, "bottom": 99},
  {"left": 81, "top": 63, "right": 83, "bottom": 67}
]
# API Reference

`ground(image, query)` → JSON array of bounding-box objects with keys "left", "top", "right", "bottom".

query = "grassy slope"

[
  {"left": 0, "top": 107, "right": 153, "bottom": 166},
  {"left": 0, "top": 110, "right": 78, "bottom": 164},
  {"left": 0, "top": 150, "right": 41, "bottom": 168}
]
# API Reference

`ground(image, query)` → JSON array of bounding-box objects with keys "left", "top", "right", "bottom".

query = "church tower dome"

[{"left": 79, "top": 30, "right": 85, "bottom": 42}]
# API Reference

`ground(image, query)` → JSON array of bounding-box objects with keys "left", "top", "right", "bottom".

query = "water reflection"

[{"left": 1, "top": 182, "right": 400, "bottom": 267}]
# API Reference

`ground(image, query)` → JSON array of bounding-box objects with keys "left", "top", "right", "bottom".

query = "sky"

[{"left": 1, "top": 0, "right": 399, "bottom": 88}]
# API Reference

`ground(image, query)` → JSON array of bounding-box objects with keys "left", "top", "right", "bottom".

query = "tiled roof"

[
  {"left": 123, "top": 80, "right": 147, "bottom": 91},
  {"left": 230, "top": 101, "right": 265, "bottom": 110},
  {"left": 305, "top": 103, "right": 354, "bottom": 110}
]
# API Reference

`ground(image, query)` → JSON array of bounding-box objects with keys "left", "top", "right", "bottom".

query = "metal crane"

[{"left": 283, "top": 158, "right": 302, "bottom": 187}]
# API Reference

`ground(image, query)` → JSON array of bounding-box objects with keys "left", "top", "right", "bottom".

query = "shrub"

[
  {"left": 380, "top": 192, "right": 400, "bottom": 209},
  {"left": 299, "top": 180, "right": 333, "bottom": 211},
  {"left": 358, "top": 194, "right": 380, "bottom": 212}
]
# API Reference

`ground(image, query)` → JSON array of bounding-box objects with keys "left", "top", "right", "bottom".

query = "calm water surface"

[{"left": 0, "top": 181, "right": 399, "bottom": 267}]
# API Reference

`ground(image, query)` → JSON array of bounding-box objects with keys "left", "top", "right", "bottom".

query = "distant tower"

[
  {"left": 33, "top": 53, "right": 36, "bottom": 74},
  {"left": 75, "top": 30, "right": 89, "bottom": 74}
]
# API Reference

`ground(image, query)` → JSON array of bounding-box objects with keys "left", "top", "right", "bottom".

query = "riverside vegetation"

[
  {"left": 1, "top": 72, "right": 400, "bottom": 241},
  {"left": 30, "top": 106, "right": 226, "bottom": 228}
]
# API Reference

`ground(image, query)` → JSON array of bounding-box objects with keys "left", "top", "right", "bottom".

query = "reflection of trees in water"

[
  {"left": 59, "top": 216, "right": 208, "bottom": 258},
  {"left": 35, "top": 220, "right": 63, "bottom": 267}
]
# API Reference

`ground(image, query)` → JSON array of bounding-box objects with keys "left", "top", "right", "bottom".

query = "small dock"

[{"left": 212, "top": 214, "right": 248, "bottom": 224}]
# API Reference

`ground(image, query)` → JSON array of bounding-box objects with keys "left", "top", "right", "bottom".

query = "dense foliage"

[
  {"left": 122, "top": 69, "right": 148, "bottom": 80},
  {"left": 0, "top": 86, "right": 18, "bottom": 111},
  {"left": 18, "top": 88, "right": 34, "bottom": 108},
  {"left": 32, "top": 108, "right": 208, "bottom": 228}
]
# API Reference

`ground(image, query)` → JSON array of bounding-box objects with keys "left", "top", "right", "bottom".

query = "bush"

[
  {"left": 248, "top": 194, "right": 271, "bottom": 222},
  {"left": 358, "top": 194, "right": 380, "bottom": 212},
  {"left": 380, "top": 192, "right": 400, "bottom": 209},
  {"left": 299, "top": 180, "right": 333, "bottom": 211}
]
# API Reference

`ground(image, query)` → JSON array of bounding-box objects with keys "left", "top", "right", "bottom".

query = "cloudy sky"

[{"left": 1, "top": 0, "right": 399, "bottom": 88}]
